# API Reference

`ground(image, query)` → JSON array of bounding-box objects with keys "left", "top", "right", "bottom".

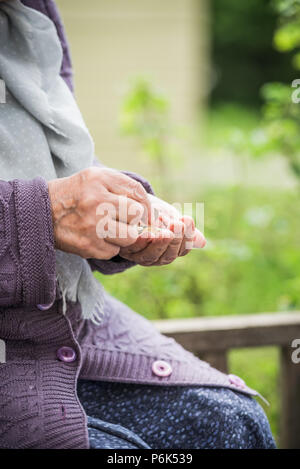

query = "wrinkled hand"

[
  {"left": 120, "top": 195, "right": 206, "bottom": 266},
  {"left": 48, "top": 167, "right": 150, "bottom": 259}
]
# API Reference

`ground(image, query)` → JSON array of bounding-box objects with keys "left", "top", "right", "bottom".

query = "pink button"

[
  {"left": 37, "top": 301, "right": 54, "bottom": 311},
  {"left": 228, "top": 374, "right": 246, "bottom": 389},
  {"left": 57, "top": 346, "right": 77, "bottom": 363},
  {"left": 152, "top": 360, "right": 172, "bottom": 377}
]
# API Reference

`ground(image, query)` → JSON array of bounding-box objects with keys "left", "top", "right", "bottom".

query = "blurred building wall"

[
  {"left": 56, "top": 0, "right": 209, "bottom": 173},
  {"left": 55, "top": 0, "right": 295, "bottom": 192}
]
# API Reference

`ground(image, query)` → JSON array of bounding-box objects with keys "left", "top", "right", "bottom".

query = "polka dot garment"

[{"left": 77, "top": 380, "right": 276, "bottom": 449}]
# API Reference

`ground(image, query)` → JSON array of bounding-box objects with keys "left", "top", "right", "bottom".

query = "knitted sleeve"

[{"left": 0, "top": 177, "right": 56, "bottom": 307}]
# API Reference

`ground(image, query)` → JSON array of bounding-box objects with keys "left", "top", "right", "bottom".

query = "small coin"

[{"left": 137, "top": 225, "right": 163, "bottom": 236}]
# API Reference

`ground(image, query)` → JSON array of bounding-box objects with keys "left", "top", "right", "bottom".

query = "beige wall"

[{"left": 56, "top": 0, "right": 208, "bottom": 173}]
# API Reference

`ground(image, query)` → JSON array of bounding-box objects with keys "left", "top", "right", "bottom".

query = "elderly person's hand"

[
  {"left": 119, "top": 194, "right": 206, "bottom": 266},
  {"left": 48, "top": 167, "right": 151, "bottom": 260}
]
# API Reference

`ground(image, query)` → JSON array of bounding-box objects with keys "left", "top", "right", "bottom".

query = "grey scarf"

[{"left": 0, "top": 0, "right": 104, "bottom": 323}]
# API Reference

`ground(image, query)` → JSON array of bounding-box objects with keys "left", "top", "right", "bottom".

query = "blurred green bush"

[
  {"left": 211, "top": 0, "right": 295, "bottom": 106},
  {"left": 97, "top": 186, "right": 300, "bottom": 321}
]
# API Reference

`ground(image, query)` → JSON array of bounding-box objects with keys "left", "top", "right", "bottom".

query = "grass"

[{"left": 229, "top": 347, "right": 280, "bottom": 445}]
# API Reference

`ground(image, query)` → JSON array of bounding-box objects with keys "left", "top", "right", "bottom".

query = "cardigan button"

[
  {"left": 57, "top": 346, "right": 77, "bottom": 363},
  {"left": 228, "top": 374, "right": 246, "bottom": 389},
  {"left": 37, "top": 301, "right": 54, "bottom": 311},
  {"left": 152, "top": 360, "right": 172, "bottom": 377}
]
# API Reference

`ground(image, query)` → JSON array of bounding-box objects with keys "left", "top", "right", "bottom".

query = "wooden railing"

[{"left": 153, "top": 312, "right": 300, "bottom": 449}]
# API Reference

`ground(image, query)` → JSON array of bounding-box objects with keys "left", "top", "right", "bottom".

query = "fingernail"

[{"left": 200, "top": 236, "right": 207, "bottom": 248}]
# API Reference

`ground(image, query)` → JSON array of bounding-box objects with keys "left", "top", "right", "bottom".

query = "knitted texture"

[
  {"left": 0, "top": 177, "right": 55, "bottom": 307},
  {"left": 0, "top": 177, "right": 258, "bottom": 449},
  {"left": 0, "top": 303, "right": 88, "bottom": 448},
  {"left": 77, "top": 294, "right": 257, "bottom": 393},
  {"left": 0, "top": 0, "right": 259, "bottom": 449},
  {"left": 13, "top": 178, "right": 56, "bottom": 306}
]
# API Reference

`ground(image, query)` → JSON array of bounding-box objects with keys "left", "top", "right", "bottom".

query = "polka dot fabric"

[
  {"left": 87, "top": 416, "right": 150, "bottom": 449},
  {"left": 77, "top": 380, "right": 276, "bottom": 449}
]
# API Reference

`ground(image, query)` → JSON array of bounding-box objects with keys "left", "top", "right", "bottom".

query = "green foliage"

[
  {"left": 229, "top": 347, "right": 280, "bottom": 443},
  {"left": 221, "top": 83, "right": 300, "bottom": 181},
  {"left": 120, "top": 78, "right": 169, "bottom": 140},
  {"left": 243, "top": 0, "right": 300, "bottom": 181},
  {"left": 260, "top": 82, "right": 300, "bottom": 178},
  {"left": 97, "top": 186, "right": 300, "bottom": 320},
  {"left": 211, "top": 0, "right": 294, "bottom": 106},
  {"left": 273, "top": 0, "right": 300, "bottom": 54},
  {"left": 274, "top": 21, "right": 300, "bottom": 52},
  {"left": 204, "top": 103, "right": 265, "bottom": 161},
  {"left": 211, "top": 0, "right": 300, "bottom": 183},
  {"left": 119, "top": 79, "right": 182, "bottom": 196}
]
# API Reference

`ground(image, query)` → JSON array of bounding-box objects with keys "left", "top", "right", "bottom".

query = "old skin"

[{"left": 48, "top": 167, "right": 206, "bottom": 266}]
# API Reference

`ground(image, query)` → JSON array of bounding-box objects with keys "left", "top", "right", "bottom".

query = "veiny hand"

[
  {"left": 119, "top": 195, "right": 206, "bottom": 266},
  {"left": 48, "top": 167, "right": 151, "bottom": 259}
]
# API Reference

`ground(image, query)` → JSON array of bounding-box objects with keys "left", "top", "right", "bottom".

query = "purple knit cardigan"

[{"left": 0, "top": 0, "right": 257, "bottom": 449}]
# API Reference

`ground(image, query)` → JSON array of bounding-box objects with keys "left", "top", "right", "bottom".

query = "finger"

[
  {"left": 147, "top": 194, "right": 181, "bottom": 222},
  {"left": 119, "top": 226, "right": 173, "bottom": 257},
  {"left": 126, "top": 230, "right": 174, "bottom": 265},
  {"left": 104, "top": 171, "right": 152, "bottom": 223},
  {"left": 120, "top": 238, "right": 150, "bottom": 257},
  {"left": 179, "top": 237, "right": 192, "bottom": 256},
  {"left": 119, "top": 230, "right": 154, "bottom": 255},
  {"left": 85, "top": 242, "right": 121, "bottom": 260},
  {"left": 192, "top": 229, "right": 206, "bottom": 249},
  {"left": 179, "top": 229, "right": 206, "bottom": 257},
  {"left": 157, "top": 214, "right": 172, "bottom": 230},
  {"left": 96, "top": 193, "right": 146, "bottom": 225},
  {"left": 98, "top": 242, "right": 121, "bottom": 260},
  {"left": 96, "top": 219, "right": 139, "bottom": 247},
  {"left": 155, "top": 222, "right": 183, "bottom": 265},
  {"left": 179, "top": 215, "right": 195, "bottom": 255}
]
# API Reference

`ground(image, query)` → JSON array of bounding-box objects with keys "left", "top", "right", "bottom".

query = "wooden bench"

[{"left": 154, "top": 312, "right": 300, "bottom": 449}]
